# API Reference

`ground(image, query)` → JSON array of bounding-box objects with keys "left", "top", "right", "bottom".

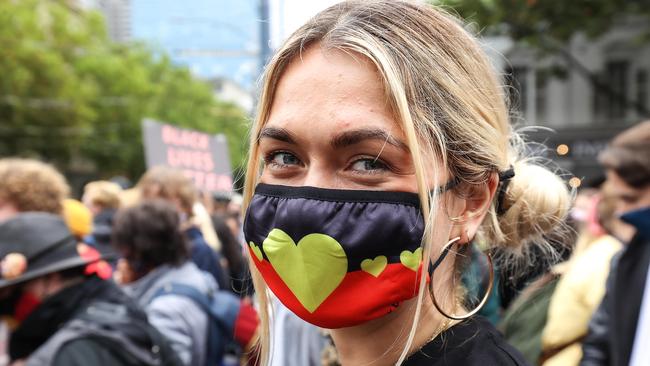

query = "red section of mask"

[
  {"left": 14, "top": 292, "right": 41, "bottom": 322},
  {"left": 249, "top": 247, "right": 423, "bottom": 329}
]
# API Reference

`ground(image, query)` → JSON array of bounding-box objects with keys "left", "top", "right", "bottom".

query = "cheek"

[
  {"left": 639, "top": 189, "right": 650, "bottom": 208},
  {"left": 427, "top": 201, "right": 455, "bottom": 248}
]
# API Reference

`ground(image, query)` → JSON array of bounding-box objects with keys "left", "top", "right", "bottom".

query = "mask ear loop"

[{"left": 428, "top": 237, "right": 494, "bottom": 321}]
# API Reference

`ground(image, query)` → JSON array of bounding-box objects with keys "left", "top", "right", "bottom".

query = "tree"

[
  {"left": 436, "top": 0, "right": 650, "bottom": 44},
  {"left": 0, "top": 0, "right": 250, "bottom": 181},
  {"left": 436, "top": 0, "right": 650, "bottom": 118}
]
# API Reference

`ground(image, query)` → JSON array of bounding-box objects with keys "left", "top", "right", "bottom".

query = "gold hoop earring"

[{"left": 428, "top": 237, "right": 494, "bottom": 321}]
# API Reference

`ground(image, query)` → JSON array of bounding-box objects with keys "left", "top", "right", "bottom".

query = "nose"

[{"left": 302, "top": 161, "right": 338, "bottom": 189}]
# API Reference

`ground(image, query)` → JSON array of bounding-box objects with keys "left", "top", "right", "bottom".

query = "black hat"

[{"left": 0, "top": 212, "right": 99, "bottom": 288}]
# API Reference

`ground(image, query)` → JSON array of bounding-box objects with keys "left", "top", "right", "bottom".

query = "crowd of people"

[
  {"left": 1, "top": 1, "right": 649, "bottom": 366},
  {"left": 0, "top": 160, "right": 258, "bottom": 366}
]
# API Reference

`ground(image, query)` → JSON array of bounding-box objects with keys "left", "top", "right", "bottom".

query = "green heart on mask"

[
  {"left": 263, "top": 228, "right": 347, "bottom": 313},
  {"left": 400, "top": 247, "right": 422, "bottom": 271},
  {"left": 249, "top": 242, "right": 263, "bottom": 261},
  {"left": 360, "top": 256, "right": 387, "bottom": 277}
]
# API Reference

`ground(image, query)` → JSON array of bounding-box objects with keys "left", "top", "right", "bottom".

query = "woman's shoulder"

[{"left": 404, "top": 317, "right": 530, "bottom": 366}]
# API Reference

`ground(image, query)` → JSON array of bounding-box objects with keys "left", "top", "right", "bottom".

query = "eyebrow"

[
  {"left": 258, "top": 126, "right": 409, "bottom": 152},
  {"left": 259, "top": 127, "right": 297, "bottom": 144},
  {"left": 331, "top": 128, "right": 409, "bottom": 151}
]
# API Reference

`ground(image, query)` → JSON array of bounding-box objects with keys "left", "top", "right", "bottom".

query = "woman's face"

[{"left": 259, "top": 46, "right": 443, "bottom": 192}]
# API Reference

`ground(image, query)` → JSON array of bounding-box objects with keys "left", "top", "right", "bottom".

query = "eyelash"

[
  {"left": 263, "top": 150, "right": 299, "bottom": 168},
  {"left": 263, "top": 151, "right": 391, "bottom": 175},
  {"left": 348, "top": 156, "right": 390, "bottom": 175}
]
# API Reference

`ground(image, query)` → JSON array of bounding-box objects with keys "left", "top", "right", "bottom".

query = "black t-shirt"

[{"left": 404, "top": 317, "right": 530, "bottom": 366}]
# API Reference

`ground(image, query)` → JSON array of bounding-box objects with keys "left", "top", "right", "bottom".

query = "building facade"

[
  {"left": 485, "top": 18, "right": 650, "bottom": 184},
  {"left": 78, "top": 0, "right": 131, "bottom": 42}
]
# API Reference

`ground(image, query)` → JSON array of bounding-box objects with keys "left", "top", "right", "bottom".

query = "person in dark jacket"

[
  {"left": 0, "top": 212, "right": 181, "bottom": 366},
  {"left": 581, "top": 121, "right": 650, "bottom": 366},
  {"left": 112, "top": 200, "right": 262, "bottom": 366},
  {"left": 211, "top": 213, "right": 251, "bottom": 296},
  {"left": 112, "top": 201, "right": 217, "bottom": 366},
  {"left": 82, "top": 180, "right": 123, "bottom": 262},
  {"left": 137, "top": 167, "right": 228, "bottom": 290}
]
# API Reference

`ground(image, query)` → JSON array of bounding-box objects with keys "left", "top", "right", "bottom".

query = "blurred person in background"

[
  {"left": 209, "top": 191, "right": 232, "bottom": 218},
  {"left": 82, "top": 180, "right": 122, "bottom": 262},
  {"left": 112, "top": 200, "right": 221, "bottom": 366},
  {"left": 211, "top": 213, "right": 249, "bottom": 297},
  {"left": 62, "top": 199, "right": 93, "bottom": 241},
  {"left": 225, "top": 194, "right": 246, "bottom": 248},
  {"left": 567, "top": 177, "right": 607, "bottom": 257},
  {"left": 581, "top": 120, "right": 650, "bottom": 366},
  {"left": 205, "top": 191, "right": 251, "bottom": 298},
  {"left": 498, "top": 226, "right": 577, "bottom": 364},
  {"left": 0, "top": 158, "right": 71, "bottom": 365},
  {"left": 541, "top": 184, "right": 624, "bottom": 366},
  {"left": 0, "top": 158, "right": 69, "bottom": 222},
  {"left": 0, "top": 212, "right": 181, "bottom": 366},
  {"left": 227, "top": 193, "right": 243, "bottom": 218},
  {"left": 137, "top": 167, "right": 228, "bottom": 290},
  {"left": 61, "top": 198, "right": 112, "bottom": 280}
]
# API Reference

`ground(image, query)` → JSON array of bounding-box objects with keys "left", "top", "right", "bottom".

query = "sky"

[{"left": 269, "top": 0, "right": 342, "bottom": 49}]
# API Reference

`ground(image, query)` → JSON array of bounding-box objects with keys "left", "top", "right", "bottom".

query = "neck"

[{"left": 330, "top": 297, "right": 450, "bottom": 366}]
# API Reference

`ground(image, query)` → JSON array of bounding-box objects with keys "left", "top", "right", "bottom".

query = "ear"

[{"left": 449, "top": 172, "right": 499, "bottom": 242}]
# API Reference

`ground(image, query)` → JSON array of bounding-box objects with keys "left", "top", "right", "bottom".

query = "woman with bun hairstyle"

[{"left": 241, "top": 1, "right": 571, "bottom": 365}]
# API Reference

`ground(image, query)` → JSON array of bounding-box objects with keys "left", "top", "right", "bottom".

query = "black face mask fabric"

[{"left": 244, "top": 183, "right": 429, "bottom": 328}]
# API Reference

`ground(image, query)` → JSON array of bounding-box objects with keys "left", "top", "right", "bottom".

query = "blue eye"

[
  {"left": 350, "top": 158, "right": 388, "bottom": 173},
  {"left": 266, "top": 151, "right": 300, "bottom": 167}
]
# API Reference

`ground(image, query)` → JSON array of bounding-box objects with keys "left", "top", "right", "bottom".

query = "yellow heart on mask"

[
  {"left": 249, "top": 242, "right": 263, "bottom": 261},
  {"left": 400, "top": 247, "right": 422, "bottom": 271},
  {"left": 360, "top": 256, "right": 387, "bottom": 277},
  {"left": 263, "top": 229, "right": 347, "bottom": 313}
]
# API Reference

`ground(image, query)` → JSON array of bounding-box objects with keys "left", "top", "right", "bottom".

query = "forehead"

[{"left": 266, "top": 45, "right": 402, "bottom": 136}]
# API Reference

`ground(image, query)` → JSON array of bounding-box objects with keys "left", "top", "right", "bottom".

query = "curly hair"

[
  {"left": 0, "top": 158, "right": 70, "bottom": 214},
  {"left": 137, "top": 166, "right": 196, "bottom": 216},
  {"left": 83, "top": 180, "right": 122, "bottom": 210},
  {"left": 112, "top": 200, "right": 189, "bottom": 273}
]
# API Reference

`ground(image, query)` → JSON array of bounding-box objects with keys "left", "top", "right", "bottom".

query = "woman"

[
  {"left": 137, "top": 167, "right": 228, "bottom": 290},
  {"left": 82, "top": 180, "right": 123, "bottom": 261},
  {"left": 242, "top": 1, "right": 570, "bottom": 365},
  {"left": 112, "top": 200, "right": 218, "bottom": 366}
]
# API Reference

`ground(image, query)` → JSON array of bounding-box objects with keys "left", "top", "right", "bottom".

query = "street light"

[{"left": 556, "top": 144, "right": 569, "bottom": 156}]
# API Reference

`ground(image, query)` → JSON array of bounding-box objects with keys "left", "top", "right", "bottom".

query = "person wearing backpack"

[
  {"left": 0, "top": 212, "right": 182, "bottom": 366},
  {"left": 113, "top": 200, "right": 258, "bottom": 366}
]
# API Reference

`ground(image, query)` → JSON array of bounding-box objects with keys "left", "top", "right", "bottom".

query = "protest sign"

[{"left": 142, "top": 119, "right": 232, "bottom": 192}]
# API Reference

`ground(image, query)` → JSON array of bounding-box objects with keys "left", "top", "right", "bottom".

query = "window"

[
  {"left": 593, "top": 72, "right": 608, "bottom": 120},
  {"left": 606, "top": 61, "right": 629, "bottom": 120},
  {"left": 535, "top": 70, "right": 548, "bottom": 122},
  {"left": 637, "top": 69, "right": 648, "bottom": 113}
]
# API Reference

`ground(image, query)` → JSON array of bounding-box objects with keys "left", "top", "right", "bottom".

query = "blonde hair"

[
  {"left": 137, "top": 166, "right": 196, "bottom": 216},
  {"left": 83, "top": 180, "right": 123, "bottom": 210},
  {"left": 0, "top": 158, "right": 70, "bottom": 215},
  {"left": 243, "top": 1, "right": 571, "bottom": 364}
]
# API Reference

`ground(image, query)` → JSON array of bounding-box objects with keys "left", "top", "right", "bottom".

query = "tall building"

[
  {"left": 131, "top": 0, "right": 261, "bottom": 90},
  {"left": 78, "top": 0, "right": 131, "bottom": 42}
]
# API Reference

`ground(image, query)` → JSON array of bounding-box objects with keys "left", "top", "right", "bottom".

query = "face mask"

[
  {"left": 620, "top": 206, "right": 650, "bottom": 239},
  {"left": 0, "top": 288, "right": 41, "bottom": 329},
  {"left": 14, "top": 291, "right": 41, "bottom": 323},
  {"left": 244, "top": 183, "right": 433, "bottom": 329}
]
